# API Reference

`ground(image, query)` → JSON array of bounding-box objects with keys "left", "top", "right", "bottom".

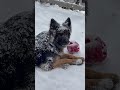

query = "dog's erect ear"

[
  {"left": 49, "top": 18, "right": 59, "bottom": 36},
  {"left": 50, "top": 18, "right": 59, "bottom": 30},
  {"left": 63, "top": 17, "right": 71, "bottom": 27}
]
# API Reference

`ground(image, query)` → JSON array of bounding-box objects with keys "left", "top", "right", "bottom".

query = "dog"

[{"left": 35, "top": 17, "right": 84, "bottom": 71}]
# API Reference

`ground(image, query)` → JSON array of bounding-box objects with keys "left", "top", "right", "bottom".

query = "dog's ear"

[
  {"left": 49, "top": 18, "right": 59, "bottom": 36},
  {"left": 50, "top": 18, "right": 59, "bottom": 30},
  {"left": 63, "top": 17, "right": 71, "bottom": 28}
]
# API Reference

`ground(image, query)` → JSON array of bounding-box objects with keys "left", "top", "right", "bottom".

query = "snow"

[{"left": 35, "top": 1, "right": 85, "bottom": 90}]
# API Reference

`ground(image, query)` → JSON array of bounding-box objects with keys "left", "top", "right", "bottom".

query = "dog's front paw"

[
  {"left": 40, "top": 64, "right": 53, "bottom": 71},
  {"left": 72, "top": 57, "right": 84, "bottom": 65},
  {"left": 98, "top": 78, "right": 114, "bottom": 89}
]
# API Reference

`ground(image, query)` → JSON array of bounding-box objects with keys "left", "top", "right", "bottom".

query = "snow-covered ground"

[{"left": 35, "top": 1, "right": 85, "bottom": 90}]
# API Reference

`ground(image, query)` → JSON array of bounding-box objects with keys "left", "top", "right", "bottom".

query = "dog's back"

[{"left": 35, "top": 31, "right": 58, "bottom": 66}]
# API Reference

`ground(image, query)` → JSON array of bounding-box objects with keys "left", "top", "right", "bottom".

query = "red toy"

[
  {"left": 67, "top": 41, "right": 80, "bottom": 54},
  {"left": 85, "top": 35, "right": 107, "bottom": 65}
]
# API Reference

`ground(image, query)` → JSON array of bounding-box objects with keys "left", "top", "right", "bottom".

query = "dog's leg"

[
  {"left": 86, "top": 68, "right": 119, "bottom": 85},
  {"left": 52, "top": 58, "right": 80, "bottom": 68},
  {"left": 61, "top": 54, "right": 84, "bottom": 65},
  {"left": 61, "top": 54, "right": 82, "bottom": 59}
]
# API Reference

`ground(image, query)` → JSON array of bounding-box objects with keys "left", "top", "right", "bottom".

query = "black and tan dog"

[{"left": 35, "top": 17, "right": 84, "bottom": 71}]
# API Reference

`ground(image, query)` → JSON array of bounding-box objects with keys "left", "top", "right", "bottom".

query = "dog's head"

[{"left": 49, "top": 17, "right": 72, "bottom": 47}]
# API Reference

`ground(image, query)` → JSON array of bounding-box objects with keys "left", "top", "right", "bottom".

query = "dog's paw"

[
  {"left": 98, "top": 78, "right": 114, "bottom": 89},
  {"left": 40, "top": 64, "right": 53, "bottom": 71},
  {"left": 72, "top": 58, "right": 84, "bottom": 65},
  {"left": 62, "top": 64, "right": 70, "bottom": 69}
]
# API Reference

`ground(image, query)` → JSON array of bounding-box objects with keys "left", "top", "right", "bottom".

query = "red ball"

[
  {"left": 85, "top": 35, "right": 107, "bottom": 65},
  {"left": 67, "top": 41, "right": 80, "bottom": 54}
]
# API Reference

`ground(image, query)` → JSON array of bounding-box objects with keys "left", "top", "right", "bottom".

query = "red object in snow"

[
  {"left": 85, "top": 35, "right": 107, "bottom": 65},
  {"left": 67, "top": 41, "right": 80, "bottom": 54}
]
